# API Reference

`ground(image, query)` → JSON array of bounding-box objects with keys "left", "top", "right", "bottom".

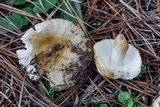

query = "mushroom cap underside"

[
  {"left": 93, "top": 39, "right": 142, "bottom": 79},
  {"left": 153, "top": 96, "right": 160, "bottom": 107}
]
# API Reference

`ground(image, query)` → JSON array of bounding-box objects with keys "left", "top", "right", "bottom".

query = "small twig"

[
  {"left": 145, "top": 0, "right": 152, "bottom": 11},
  {"left": 115, "top": 80, "right": 155, "bottom": 98},
  {"left": 89, "top": 77, "right": 113, "bottom": 107},
  {"left": 0, "top": 3, "right": 40, "bottom": 20},
  {"left": 18, "top": 75, "right": 26, "bottom": 107},
  {"left": 138, "top": 47, "right": 160, "bottom": 60},
  {"left": 0, "top": 91, "right": 16, "bottom": 107}
]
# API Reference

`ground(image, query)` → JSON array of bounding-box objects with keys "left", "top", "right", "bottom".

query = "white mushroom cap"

[
  {"left": 153, "top": 96, "right": 160, "bottom": 107},
  {"left": 93, "top": 34, "right": 142, "bottom": 79},
  {"left": 16, "top": 19, "right": 92, "bottom": 91}
]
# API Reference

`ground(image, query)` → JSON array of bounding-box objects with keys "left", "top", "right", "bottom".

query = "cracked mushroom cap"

[
  {"left": 16, "top": 19, "right": 92, "bottom": 91},
  {"left": 93, "top": 34, "right": 142, "bottom": 79}
]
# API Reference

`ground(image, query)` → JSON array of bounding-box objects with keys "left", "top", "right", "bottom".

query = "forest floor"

[{"left": 0, "top": 0, "right": 160, "bottom": 107}]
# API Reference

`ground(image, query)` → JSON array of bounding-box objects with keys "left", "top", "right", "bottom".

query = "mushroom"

[
  {"left": 93, "top": 34, "right": 142, "bottom": 79},
  {"left": 153, "top": 96, "right": 160, "bottom": 107},
  {"left": 16, "top": 19, "right": 92, "bottom": 91}
]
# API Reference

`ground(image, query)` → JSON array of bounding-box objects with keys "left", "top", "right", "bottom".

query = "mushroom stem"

[{"left": 109, "top": 34, "right": 129, "bottom": 69}]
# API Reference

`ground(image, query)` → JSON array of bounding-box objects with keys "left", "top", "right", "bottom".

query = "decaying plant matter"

[{"left": 0, "top": 0, "right": 159, "bottom": 106}]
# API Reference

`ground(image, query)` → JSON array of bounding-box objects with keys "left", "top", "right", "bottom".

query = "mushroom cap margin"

[{"left": 93, "top": 39, "right": 142, "bottom": 79}]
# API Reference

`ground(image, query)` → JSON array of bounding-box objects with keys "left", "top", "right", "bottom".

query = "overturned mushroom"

[
  {"left": 16, "top": 19, "right": 92, "bottom": 91},
  {"left": 93, "top": 34, "right": 142, "bottom": 79},
  {"left": 153, "top": 96, "right": 160, "bottom": 107}
]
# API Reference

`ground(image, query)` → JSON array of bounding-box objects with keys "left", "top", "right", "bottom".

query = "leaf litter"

[{"left": 0, "top": 0, "right": 160, "bottom": 107}]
